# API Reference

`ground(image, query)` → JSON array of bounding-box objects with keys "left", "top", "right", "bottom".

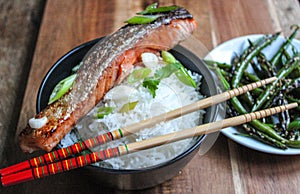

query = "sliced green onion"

[
  {"left": 48, "top": 74, "right": 76, "bottom": 105},
  {"left": 162, "top": 51, "right": 196, "bottom": 88},
  {"left": 127, "top": 68, "right": 151, "bottom": 83},
  {"left": 118, "top": 101, "right": 139, "bottom": 113},
  {"left": 175, "top": 65, "right": 196, "bottom": 88},
  {"left": 71, "top": 62, "right": 82, "bottom": 73},
  {"left": 96, "top": 106, "right": 114, "bottom": 119},
  {"left": 137, "top": 2, "right": 158, "bottom": 15},
  {"left": 137, "top": 5, "right": 179, "bottom": 15},
  {"left": 125, "top": 3, "right": 179, "bottom": 25},
  {"left": 161, "top": 50, "right": 177, "bottom": 64},
  {"left": 125, "top": 15, "right": 160, "bottom": 25}
]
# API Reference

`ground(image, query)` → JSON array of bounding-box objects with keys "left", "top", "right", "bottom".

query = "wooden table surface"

[{"left": 1, "top": 0, "right": 300, "bottom": 193}]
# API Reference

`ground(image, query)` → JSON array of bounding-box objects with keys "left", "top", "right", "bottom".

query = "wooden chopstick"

[
  {"left": 1, "top": 103, "right": 298, "bottom": 187},
  {"left": 0, "top": 77, "right": 276, "bottom": 177}
]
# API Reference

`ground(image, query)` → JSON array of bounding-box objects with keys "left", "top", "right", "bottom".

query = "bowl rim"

[{"left": 36, "top": 37, "right": 220, "bottom": 174}]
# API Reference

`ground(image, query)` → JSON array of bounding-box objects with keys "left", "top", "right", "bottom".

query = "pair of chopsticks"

[{"left": 0, "top": 77, "right": 298, "bottom": 187}]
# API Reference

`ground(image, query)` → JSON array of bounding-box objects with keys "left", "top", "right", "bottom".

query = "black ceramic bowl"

[{"left": 37, "top": 38, "right": 220, "bottom": 190}]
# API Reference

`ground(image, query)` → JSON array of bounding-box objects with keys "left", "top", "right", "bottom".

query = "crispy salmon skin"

[{"left": 19, "top": 6, "right": 198, "bottom": 153}]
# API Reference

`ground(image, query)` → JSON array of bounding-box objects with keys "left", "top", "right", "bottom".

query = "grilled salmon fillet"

[{"left": 19, "top": 7, "right": 198, "bottom": 153}]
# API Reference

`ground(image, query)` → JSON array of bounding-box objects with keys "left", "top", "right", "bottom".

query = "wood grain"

[
  {"left": 0, "top": 0, "right": 45, "bottom": 163},
  {"left": 1, "top": 0, "right": 300, "bottom": 193},
  {"left": 269, "top": 0, "right": 300, "bottom": 39},
  {"left": 210, "top": 0, "right": 275, "bottom": 44},
  {"left": 16, "top": 0, "right": 117, "bottom": 135},
  {"left": 210, "top": 1, "right": 300, "bottom": 194}
]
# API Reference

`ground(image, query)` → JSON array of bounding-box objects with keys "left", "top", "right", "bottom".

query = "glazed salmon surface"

[{"left": 19, "top": 7, "right": 198, "bottom": 153}]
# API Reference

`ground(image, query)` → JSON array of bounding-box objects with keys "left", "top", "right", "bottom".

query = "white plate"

[{"left": 205, "top": 34, "right": 300, "bottom": 155}]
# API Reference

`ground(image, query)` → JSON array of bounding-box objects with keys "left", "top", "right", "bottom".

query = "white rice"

[{"left": 59, "top": 53, "right": 205, "bottom": 170}]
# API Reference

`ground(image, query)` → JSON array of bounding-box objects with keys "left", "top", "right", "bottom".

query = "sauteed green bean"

[{"left": 207, "top": 26, "right": 300, "bottom": 149}]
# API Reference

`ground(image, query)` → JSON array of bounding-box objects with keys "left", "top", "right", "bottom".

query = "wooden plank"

[
  {"left": 16, "top": 0, "right": 117, "bottom": 135},
  {"left": 210, "top": 0, "right": 274, "bottom": 44},
  {"left": 210, "top": 0, "right": 300, "bottom": 193},
  {"left": 269, "top": 0, "right": 300, "bottom": 39},
  {"left": 9, "top": 0, "right": 120, "bottom": 193},
  {"left": 156, "top": 1, "right": 234, "bottom": 193},
  {"left": 176, "top": 0, "right": 215, "bottom": 58},
  {"left": 228, "top": 1, "right": 300, "bottom": 194},
  {"left": 0, "top": 1, "right": 46, "bottom": 193},
  {"left": 0, "top": 0, "right": 45, "bottom": 163},
  {"left": 209, "top": 0, "right": 275, "bottom": 193},
  {"left": 231, "top": 143, "right": 300, "bottom": 194}
]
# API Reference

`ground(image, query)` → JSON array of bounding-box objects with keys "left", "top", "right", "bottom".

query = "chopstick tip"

[{"left": 288, "top": 102, "right": 298, "bottom": 109}]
